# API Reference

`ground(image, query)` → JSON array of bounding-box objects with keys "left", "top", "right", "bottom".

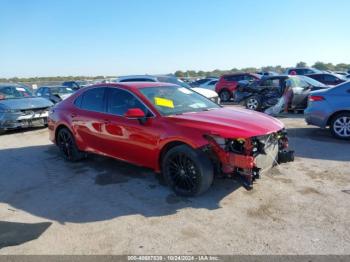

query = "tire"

[
  {"left": 56, "top": 127, "right": 86, "bottom": 161},
  {"left": 162, "top": 145, "right": 214, "bottom": 196},
  {"left": 0, "top": 128, "right": 5, "bottom": 135},
  {"left": 219, "top": 90, "right": 231, "bottom": 102},
  {"left": 245, "top": 96, "right": 261, "bottom": 111},
  {"left": 330, "top": 112, "right": 350, "bottom": 140}
]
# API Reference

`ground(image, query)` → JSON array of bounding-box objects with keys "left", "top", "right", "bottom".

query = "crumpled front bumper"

[
  {"left": 0, "top": 111, "right": 49, "bottom": 130},
  {"left": 206, "top": 131, "right": 294, "bottom": 189}
]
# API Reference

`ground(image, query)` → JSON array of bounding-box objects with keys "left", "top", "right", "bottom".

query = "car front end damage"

[
  {"left": 0, "top": 107, "right": 49, "bottom": 131},
  {"left": 203, "top": 129, "right": 294, "bottom": 189}
]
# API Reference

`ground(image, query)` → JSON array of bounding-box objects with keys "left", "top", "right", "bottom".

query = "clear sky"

[{"left": 1, "top": 0, "right": 349, "bottom": 77}]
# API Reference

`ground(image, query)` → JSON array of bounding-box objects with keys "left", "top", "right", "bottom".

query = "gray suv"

[{"left": 305, "top": 81, "right": 350, "bottom": 139}]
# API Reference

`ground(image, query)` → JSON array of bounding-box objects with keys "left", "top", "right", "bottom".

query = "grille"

[{"left": 255, "top": 134, "right": 279, "bottom": 172}]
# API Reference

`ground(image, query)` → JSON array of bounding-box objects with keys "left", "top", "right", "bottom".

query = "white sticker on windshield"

[
  {"left": 16, "top": 87, "right": 26, "bottom": 92},
  {"left": 178, "top": 87, "right": 193, "bottom": 94},
  {"left": 189, "top": 103, "right": 206, "bottom": 108},
  {"left": 66, "top": 88, "right": 73, "bottom": 91}
]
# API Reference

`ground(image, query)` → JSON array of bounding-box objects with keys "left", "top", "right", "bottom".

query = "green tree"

[
  {"left": 296, "top": 61, "right": 307, "bottom": 67},
  {"left": 174, "top": 70, "right": 185, "bottom": 77},
  {"left": 312, "top": 61, "right": 329, "bottom": 71}
]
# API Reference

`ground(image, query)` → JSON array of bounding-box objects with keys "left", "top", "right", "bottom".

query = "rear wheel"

[
  {"left": 162, "top": 145, "right": 214, "bottom": 196},
  {"left": 219, "top": 90, "right": 231, "bottom": 102},
  {"left": 57, "top": 127, "right": 86, "bottom": 161},
  {"left": 0, "top": 128, "right": 5, "bottom": 135},
  {"left": 330, "top": 112, "right": 350, "bottom": 140},
  {"left": 245, "top": 96, "right": 261, "bottom": 111}
]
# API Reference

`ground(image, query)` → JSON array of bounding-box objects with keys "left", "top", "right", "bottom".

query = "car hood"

[
  {"left": 0, "top": 97, "right": 53, "bottom": 110},
  {"left": 58, "top": 93, "right": 73, "bottom": 100},
  {"left": 191, "top": 87, "right": 218, "bottom": 98},
  {"left": 166, "top": 107, "right": 284, "bottom": 138}
]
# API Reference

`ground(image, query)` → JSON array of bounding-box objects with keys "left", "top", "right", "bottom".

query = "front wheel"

[
  {"left": 219, "top": 90, "right": 231, "bottom": 102},
  {"left": 245, "top": 96, "right": 261, "bottom": 111},
  {"left": 57, "top": 127, "right": 86, "bottom": 161},
  {"left": 162, "top": 145, "right": 214, "bottom": 196},
  {"left": 330, "top": 113, "right": 350, "bottom": 140}
]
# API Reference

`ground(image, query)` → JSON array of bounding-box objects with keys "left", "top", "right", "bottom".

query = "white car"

[
  {"left": 115, "top": 75, "right": 220, "bottom": 104},
  {"left": 198, "top": 79, "right": 218, "bottom": 91}
]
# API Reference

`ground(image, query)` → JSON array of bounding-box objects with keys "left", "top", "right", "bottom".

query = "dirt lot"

[{"left": 0, "top": 112, "right": 349, "bottom": 254}]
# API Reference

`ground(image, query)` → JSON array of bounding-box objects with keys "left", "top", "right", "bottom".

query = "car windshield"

[
  {"left": 0, "top": 85, "right": 33, "bottom": 100},
  {"left": 298, "top": 75, "right": 328, "bottom": 87},
  {"left": 51, "top": 86, "right": 75, "bottom": 94},
  {"left": 139, "top": 86, "right": 220, "bottom": 116},
  {"left": 156, "top": 76, "right": 192, "bottom": 89}
]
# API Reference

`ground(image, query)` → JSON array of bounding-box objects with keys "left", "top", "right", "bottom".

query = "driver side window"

[{"left": 107, "top": 88, "right": 149, "bottom": 116}]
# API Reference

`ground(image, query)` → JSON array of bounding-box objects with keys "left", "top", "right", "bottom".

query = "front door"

[{"left": 99, "top": 87, "right": 161, "bottom": 168}]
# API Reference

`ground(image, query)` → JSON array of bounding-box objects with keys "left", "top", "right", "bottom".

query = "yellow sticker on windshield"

[{"left": 154, "top": 97, "right": 174, "bottom": 108}]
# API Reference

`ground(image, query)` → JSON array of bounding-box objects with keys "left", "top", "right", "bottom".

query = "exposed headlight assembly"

[{"left": 204, "top": 135, "right": 248, "bottom": 154}]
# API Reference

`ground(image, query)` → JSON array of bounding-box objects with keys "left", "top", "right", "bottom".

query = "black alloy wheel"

[{"left": 162, "top": 145, "right": 213, "bottom": 196}]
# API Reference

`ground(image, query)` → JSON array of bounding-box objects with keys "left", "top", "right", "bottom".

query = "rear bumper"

[{"left": 304, "top": 109, "right": 328, "bottom": 128}]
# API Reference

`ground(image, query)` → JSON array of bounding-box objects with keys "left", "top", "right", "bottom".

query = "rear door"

[
  {"left": 71, "top": 87, "right": 107, "bottom": 154},
  {"left": 289, "top": 78, "right": 310, "bottom": 109}
]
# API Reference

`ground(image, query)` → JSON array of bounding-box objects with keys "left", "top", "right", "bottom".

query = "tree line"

[{"left": 1, "top": 61, "right": 349, "bottom": 83}]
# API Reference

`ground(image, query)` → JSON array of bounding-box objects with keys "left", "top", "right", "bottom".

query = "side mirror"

[{"left": 124, "top": 108, "right": 146, "bottom": 119}]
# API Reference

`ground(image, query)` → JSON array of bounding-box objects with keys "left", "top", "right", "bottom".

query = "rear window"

[
  {"left": 80, "top": 88, "right": 106, "bottom": 112},
  {"left": 223, "top": 75, "right": 241, "bottom": 82}
]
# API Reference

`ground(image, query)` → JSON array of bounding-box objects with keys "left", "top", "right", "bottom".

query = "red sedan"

[
  {"left": 215, "top": 73, "right": 261, "bottom": 102},
  {"left": 48, "top": 82, "right": 294, "bottom": 196}
]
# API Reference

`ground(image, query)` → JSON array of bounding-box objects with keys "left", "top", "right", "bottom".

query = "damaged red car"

[{"left": 48, "top": 82, "right": 294, "bottom": 196}]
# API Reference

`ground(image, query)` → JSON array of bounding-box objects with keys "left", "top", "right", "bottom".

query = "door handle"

[
  {"left": 103, "top": 119, "right": 111, "bottom": 124},
  {"left": 71, "top": 113, "right": 77, "bottom": 118}
]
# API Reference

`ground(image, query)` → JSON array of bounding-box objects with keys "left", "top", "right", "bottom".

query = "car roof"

[
  {"left": 261, "top": 75, "right": 287, "bottom": 80},
  {"left": 39, "top": 85, "right": 66, "bottom": 88},
  {"left": 91, "top": 82, "right": 178, "bottom": 89},
  {"left": 117, "top": 75, "right": 158, "bottom": 81},
  {"left": 222, "top": 72, "right": 256, "bottom": 76}
]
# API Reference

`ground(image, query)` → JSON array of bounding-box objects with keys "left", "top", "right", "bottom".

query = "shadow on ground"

[
  {"left": 287, "top": 127, "right": 350, "bottom": 161},
  {"left": 0, "top": 145, "right": 241, "bottom": 224},
  {"left": 0, "top": 126, "right": 47, "bottom": 137},
  {"left": 0, "top": 221, "right": 52, "bottom": 249}
]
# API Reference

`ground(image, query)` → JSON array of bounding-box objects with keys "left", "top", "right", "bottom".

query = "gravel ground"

[{"left": 0, "top": 113, "right": 349, "bottom": 254}]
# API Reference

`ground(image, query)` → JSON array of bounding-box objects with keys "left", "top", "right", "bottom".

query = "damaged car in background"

[
  {"left": 35, "top": 85, "right": 75, "bottom": 104},
  {"left": 48, "top": 83, "right": 294, "bottom": 196},
  {"left": 0, "top": 83, "right": 53, "bottom": 134}
]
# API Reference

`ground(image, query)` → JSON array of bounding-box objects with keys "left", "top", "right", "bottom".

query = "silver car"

[
  {"left": 305, "top": 81, "right": 350, "bottom": 139},
  {"left": 0, "top": 83, "right": 53, "bottom": 134}
]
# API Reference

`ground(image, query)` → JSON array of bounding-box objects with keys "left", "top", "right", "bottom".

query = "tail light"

[{"left": 309, "top": 95, "right": 325, "bottom": 102}]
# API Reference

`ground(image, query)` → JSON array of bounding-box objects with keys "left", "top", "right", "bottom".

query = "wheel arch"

[
  {"left": 157, "top": 140, "right": 198, "bottom": 173},
  {"left": 54, "top": 123, "right": 73, "bottom": 144},
  {"left": 326, "top": 110, "right": 350, "bottom": 126}
]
